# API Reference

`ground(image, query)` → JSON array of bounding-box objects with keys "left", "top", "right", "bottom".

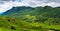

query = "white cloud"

[
  {"left": 0, "top": 2, "right": 13, "bottom": 13},
  {"left": 12, "top": 0, "right": 60, "bottom": 7},
  {"left": 0, "top": 0, "right": 60, "bottom": 12}
]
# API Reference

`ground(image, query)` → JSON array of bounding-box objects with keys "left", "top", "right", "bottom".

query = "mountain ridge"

[
  {"left": 2, "top": 6, "right": 34, "bottom": 15},
  {"left": 0, "top": 6, "right": 60, "bottom": 31}
]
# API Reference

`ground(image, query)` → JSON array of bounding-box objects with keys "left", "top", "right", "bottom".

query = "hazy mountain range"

[{"left": 0, "top": 0, "right": 60, "bottom": 13}]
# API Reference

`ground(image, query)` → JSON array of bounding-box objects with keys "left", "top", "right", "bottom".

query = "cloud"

[
  {"left": 12, "top": 0, "right": 60, "bottom": 7},
  {"left": 0, "top": 0, "right": 60, "bottom": 12},
  {"left": 0, "top": 2, "right": 13, "bottom": 13},
  {"left": 21, "top": 0, "right": 60, "bottom": 7}
]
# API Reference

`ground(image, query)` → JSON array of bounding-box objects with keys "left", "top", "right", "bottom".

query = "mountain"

[
  {"left": 2, "top": 6, "right": 60, "bottom": 24},
  {"left": 2, "top": 6, "right": 33, "bottom": 15},
  {"left": 0, "top": 13, "right": 3, "bottom": 15},
  {"left": 1, "top": 6, "right": 60, "bottom": 31}
]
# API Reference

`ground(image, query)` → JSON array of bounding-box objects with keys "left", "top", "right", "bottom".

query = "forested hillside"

[{"left": 0, "top": 6, "right": 60, "bottom": 31}]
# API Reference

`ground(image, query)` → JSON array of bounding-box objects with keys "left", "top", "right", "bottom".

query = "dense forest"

[{"left": 0, "top": 6, "right": 60, "bottom": 31}]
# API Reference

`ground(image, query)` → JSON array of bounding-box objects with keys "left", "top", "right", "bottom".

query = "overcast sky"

[{"left": 0, "top": 0, "right": 60, "bottom": 13}]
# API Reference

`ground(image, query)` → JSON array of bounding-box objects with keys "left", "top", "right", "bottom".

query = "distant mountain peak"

[{"left": 2, "top": 6, "right": 33, "bottom": 15}]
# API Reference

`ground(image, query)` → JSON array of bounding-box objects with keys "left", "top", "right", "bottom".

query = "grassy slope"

[
  {"left": 0, "top": 6, "right": 60, "bottom": 31},
  {"left": 0, "top": 16, "right": 60, "bottom": 31}
]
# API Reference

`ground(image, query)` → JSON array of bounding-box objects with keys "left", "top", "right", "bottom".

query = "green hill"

[{"left": 0, "top": 6, "right": 60, "bottom": 31}]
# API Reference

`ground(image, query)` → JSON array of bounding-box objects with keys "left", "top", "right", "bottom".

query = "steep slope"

[
  {"left": 1, "top": 6, "right": 60, "bottom": 31},
  {"left": 2, "top": 6, "right": 33, "bottom": 15},
  {"left": 2, "top": 6, "right": 60, "bottom": 24}
]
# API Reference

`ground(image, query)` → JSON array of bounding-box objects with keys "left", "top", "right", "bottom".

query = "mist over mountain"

[
  {"left": 0, "top": 0, "right": 60, "bottom": 13},
  {"left": 0, "top": 0, "right": 60, "bottom": 31}
]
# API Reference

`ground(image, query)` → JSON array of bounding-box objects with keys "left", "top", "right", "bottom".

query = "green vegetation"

[{"left": 0, "top": 6, "right": 60, "bottom": 31}]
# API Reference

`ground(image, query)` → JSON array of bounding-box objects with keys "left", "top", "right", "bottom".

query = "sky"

[{"left": 0, "top": 0, "right": 60, "bottom": 13}]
